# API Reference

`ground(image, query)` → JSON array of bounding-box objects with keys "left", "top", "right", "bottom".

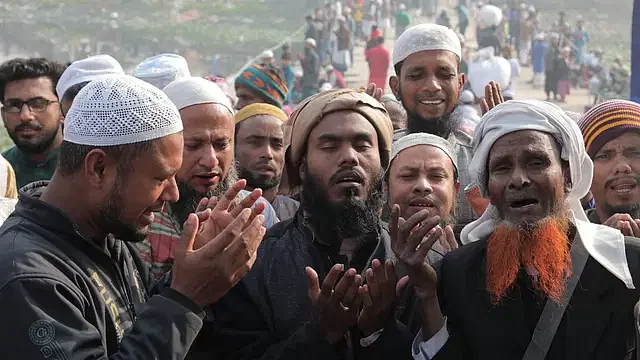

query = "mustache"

[
  {"left": 604, "top": 175, "right": 640, "bottom": 188},
  {"left": 15, "top": 122, "right": 43, "bottom": 131}
]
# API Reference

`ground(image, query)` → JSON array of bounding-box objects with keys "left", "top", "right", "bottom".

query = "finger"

[
  {"left": 321, "top": 264, "right": 344, "bottom": 299},
  {"left": 401, "top": 212, "right": 440, "bottom": 246},
  {"left": 202, "top": 208, "right": 251, "bottom": 256},
  {"left": 404, "top": 222, "right": 441, "bottom": 259},
  {"left": 220, "top": 214, "right": 266, "bottom": 270},
  {"left": 621, "top": 221, "right": 634, "bottom": 237},
  {"left": 366, "top": 83, "right": 375, "bottom": 95},
  {"left": 331, "top": 268, "right": 356, "bottom": 305},
  {"left": 179, "top": 213, "right": 199, "bottom": 253},
  {"left": 195, "top": 197, "right": 209, "bottom": 213},
  {"left": 495, "top": 82, "right": 504, "bottom": 103},
  {"left": 445, "top": 225, "right": 458, "bottom": 250},
  {"left": 230, "top": 251, "right": 258, "bottom": 286},
  {"left": 215, "top": 179, "right": 247, "bottom": 212},
  {"left": 485, "top": 82, "right": 495, "bottom": 108},
  {"left": 396, "top": 275, "right": 410, "bottom": 297},
  {"left": 484, "top": 82, "right": 491, "bottom": 102},
  {"left": 628, "top": 218, "right": 640, "bottom": 237},
  {"left": 246, "top": 202, "right": 267, "bottom": 228},
  {"left": 306, "top": 267, "right": 321, "bottom": 299},
  {"left": 365, "top": 267, "right": 380, "bottom": 302},
  {"left": 384, "top": 259, "right": 398, "bottom": 285},
  {"left": 375, "top": 87, "right": 383, "bottom": 101},
  {"left": 348, "top": 289, "right": 364, "bottom": 317},
  {"left": 413, "top": 226, "right": 444, "bottom": 263},
  {"left": 195, "top": 209, "right": 212, "bottom": 225},
  {"left": 480, "top": 98, "right": 489, "bottom": 115},
  {"left": 361, "top": 285, "right": 373, "bottom": 307},
  {"left": 390, "top": 204, "right": 402, "bottom": 248},
  {"left": 341, "top": 274, "right": 362, "bottom": 307},
  {"left": 206, "top": 196, "right": 218, "bottom": 210},
  {"left": 230, "top": 188, "right": 263, "bottom": 217}
]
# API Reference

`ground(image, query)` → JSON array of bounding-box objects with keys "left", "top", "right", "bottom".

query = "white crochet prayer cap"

[
  {"left": 389, "top": 133, "right": 458, "bottom": 175},
  {"left": 64, "top": 75, "right": 183, "bottom": 146},
  {"left": 393, "top": 24, "right": 461, "bottom": 66},
  {"left": 261, "top": 50, "right": 275, "bottom": 59},
  {"left": 133, "top": 53, "right": 191, "bottom": 90},
  {"left": 56, "top": 55, "right": 124, "bottom": 99},
  {"left": 163, "top": 77, "right": 234, "bottom": 115}
]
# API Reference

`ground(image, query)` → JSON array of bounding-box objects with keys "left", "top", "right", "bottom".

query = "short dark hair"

[
  {"left": 61, "top": 81, "right": 90, "bottom": 106},
  {"left": 0, "top": 58, "right": 67, "bottom": 102},
  {"left": 57, "top": 140, "right": 156, "bottom": 180}
]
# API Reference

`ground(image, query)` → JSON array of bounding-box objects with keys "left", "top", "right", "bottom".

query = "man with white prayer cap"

[
  {"left": 0, "top": 74, "right": 268, "bottom": 358},
  {"left": 390, "top": 100, "right": 640, "bottom": 359},
  {"left": 133, "top": 53, "right": 191, "bottom": 90},
  {"left": 386, "top": 133, "right": 459, "bottom": 265},
  {"left": 56, "top": 54, "right": 125, "bottom": 115},
  {"left": 136, "top": 76, "right": 279, "bottom": 281},
  {"left": 389, "top": 23, "right": 477, "bottom": 239}
]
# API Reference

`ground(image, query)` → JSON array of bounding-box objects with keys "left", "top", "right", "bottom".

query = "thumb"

[
  {"left": 306, "top": 267, "right": 321, "bottom": 299},
  {"left": 396, "top": 275, "right": 410, "bottom": 297},
  {"left": 180, "top": 213, "right": 199, "bottom": 253}
]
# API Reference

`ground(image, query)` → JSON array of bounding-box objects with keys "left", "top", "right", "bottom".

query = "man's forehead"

[
  {"left": 402, "top": 50, "right": 459, "bottom": 70},
  {"left": 5, "top": 77, "right": 56, "bottom": 98},
  {"left": 489, "top": 131, "right": 559, "bottom": 157},
  {"left": 600, "top": 131, "right": 640, "bottom": 151},
  {"left": 310, "top": 111, "right": 377, "bottom": 137}
]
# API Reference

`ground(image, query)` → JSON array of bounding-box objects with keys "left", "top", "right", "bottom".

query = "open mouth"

[
  {"left": 408, "top": 199, "right": 436, "bottom": 208},
  {"left": 333, "top": 171, "right": 363, "bottom": 186},
  {"left": 610, "top": 180, "right": 638, "bottom": 194},
  {"left": 419, "top": 99, "right": 444, "bottom": 106},
  {"left": 509, "top": 198, "right": 539, "bottom": 208}
]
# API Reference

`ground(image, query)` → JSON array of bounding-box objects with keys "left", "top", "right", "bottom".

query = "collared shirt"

[
  {"left": 136, "top": 189, "right": 280, "bottom": 282},
  {"left": 394, "top": 128, "right": 478, "bottom": 236},
  {"left": 3, "top": 146, "right": 60, "bottom": 189},
  {"left": 271, "top": 195, "right": 299, "bottom": 221}
]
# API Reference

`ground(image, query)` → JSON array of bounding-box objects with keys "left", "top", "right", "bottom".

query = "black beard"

[
  {"left": 98, "top": 177, "right": 146, "bottom": 243},
  {"left": 602, "top": 203, "right": 640, "bottom": 220},
  {"left": 237, "top": 165, "right": 280, "bottom": 191},
  {"left": 9, "top": 123, "right": 60, "bottom": 154},
  {"left": 172, "top": 166, "right": 238, "bottom": 226},
  {"left": 397, "top": 87, "right": 460, "bottom": 138},
  {"left": 301, "top": 167, "right": 384, "bottom": 247}
]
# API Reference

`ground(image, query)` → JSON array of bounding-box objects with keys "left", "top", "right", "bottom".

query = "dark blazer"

[{"left": 431, "top": 236, "right": 640, "bottom": 360}]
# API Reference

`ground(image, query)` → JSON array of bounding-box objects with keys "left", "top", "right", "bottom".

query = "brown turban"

[{"left": 280, "top": 89, "right": 393, "bottom": 195}]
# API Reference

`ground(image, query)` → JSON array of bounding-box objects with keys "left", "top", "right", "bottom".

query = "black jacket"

[
  {"left": 0, "top": 182, "right": 204, "bottom": 359},
  {"left": 187, "top": 211, "right": 415, "bottom": 360},
  {"left": 431, "top": 233, "right": 640, "bottom": 359}
]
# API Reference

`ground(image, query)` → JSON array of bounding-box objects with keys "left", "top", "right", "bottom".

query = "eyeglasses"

[{"left": 3, "top": 97, "right": 59, "bottom": 114}]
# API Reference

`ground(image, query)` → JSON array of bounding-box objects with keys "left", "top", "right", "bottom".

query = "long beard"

[
  {"left": 398, "top": 87, "right": 460, "bottom": 138},
  {"left": 172, "top": 166, "right": 239, "bottom": 226},
  {"left": 301, "top": 168, "right": 385, "bottom": 247},
  {"left": 486, "top": 216, "right": 572, "bottom": 305},
  {"left": 98, "top": 180, "right": 147, "bottom": 243}
]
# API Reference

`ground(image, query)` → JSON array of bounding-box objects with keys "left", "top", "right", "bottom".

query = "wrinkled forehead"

[{"left": 487, "top": 130, "right": 562, "bottom": 162}]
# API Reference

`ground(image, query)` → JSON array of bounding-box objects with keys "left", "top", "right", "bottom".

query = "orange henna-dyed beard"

[{"left": 486, "top": 216, "right": 572, "bottom": 305}]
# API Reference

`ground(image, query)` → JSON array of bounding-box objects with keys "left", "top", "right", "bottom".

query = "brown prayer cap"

[{"left": 280, "top": 89, "right": 393, "bottom": 195}]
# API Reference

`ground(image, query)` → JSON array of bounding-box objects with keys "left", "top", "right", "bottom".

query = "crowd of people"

[{"left": 0, "top": 1, "right": 638, "bottom": 359}]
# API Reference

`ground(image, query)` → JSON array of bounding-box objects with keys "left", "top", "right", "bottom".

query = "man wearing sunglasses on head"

[{"left": 0, "top": 58, "right": 66, "bottom": 189}]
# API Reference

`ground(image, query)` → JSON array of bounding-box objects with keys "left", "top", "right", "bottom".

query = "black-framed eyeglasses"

[{"left": 3, "top": 97, "right": 59, "bottom": 114}]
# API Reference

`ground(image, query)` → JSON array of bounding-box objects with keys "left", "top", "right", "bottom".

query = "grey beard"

[
  {"left": 172, "top": 166, "right": 239, "bottom": 226},
  {"left": 602, "top": 203, "right": 640, "bottom": 220}
]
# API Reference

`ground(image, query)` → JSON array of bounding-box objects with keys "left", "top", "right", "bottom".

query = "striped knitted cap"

[{"left": 578, "top": 100, "right": 640, "bottom": 158}]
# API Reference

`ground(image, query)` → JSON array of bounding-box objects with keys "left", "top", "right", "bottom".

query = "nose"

[
  {"left": 612, "top": 157, "right": 633, "bottom": 176},
  {"left": 422, "top": 74, "right": 443, "bottom": 94},
  {"left": 200, "top": 145, "right": 219, "bottom": 170},
  {"left": 337, "top": 145, "right": 359, "bottom": 168},
  {"left": 507, "top": 166, "right": 531, "bottom": 190},
  {"left": 412, "top": 174, "right": 433, "bottom": 194},
  {"left": 19, "top": 104, "right": 35, "bottom": 122},
  {"left": 260, "top": 144, "right": 275, "bottom": 160},
  {"left": 160, "top": 176, "right": 180, "bottom": 203}
]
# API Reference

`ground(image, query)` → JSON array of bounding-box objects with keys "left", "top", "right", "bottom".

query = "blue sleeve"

[{"left": 260, "top": 199, "right": 280, "bottom": 228}]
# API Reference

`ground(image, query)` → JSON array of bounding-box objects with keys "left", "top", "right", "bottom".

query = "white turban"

[
  {"left": 389, "top": 133, "right": 458, "bottom": 176},
  {"left": 461, "top": 100, "right": 634, "bottom": 289},
  {"left": 393, "top": 24, "right": 461, "bottom": 66},
  {"left": 163, "top": 77, "right": 234, "bottom": 115}
]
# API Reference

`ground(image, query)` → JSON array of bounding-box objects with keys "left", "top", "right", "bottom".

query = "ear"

[
  {"left": 1, "top": 108, "right": 6, "bottom": 127},
  {"left": 299, "top": 157, "right": 307, "bottom": 182},
  {"left": 458, "top": 73, "right": 466, "bottom": 91},
  {"left": 389, "top": 76, "right": 400, "bottom": 99},
  {"left": 83, "top": 149, "right": 116, "bottom": 189},
  {"left": 455, "top": 180, "right": 461, "bottom": 194}
]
